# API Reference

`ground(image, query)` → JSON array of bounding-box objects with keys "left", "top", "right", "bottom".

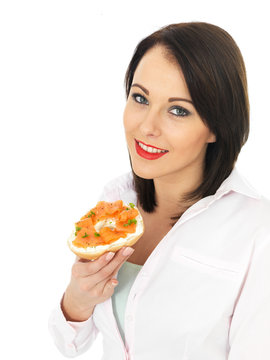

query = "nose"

[{"left": 139, "top": 106, "right": 162, "bottom": 138}]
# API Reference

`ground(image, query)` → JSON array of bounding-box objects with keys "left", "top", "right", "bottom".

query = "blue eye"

[
  {"left": 131, "top": 93, "right": 148, "bottom": 105},
  {"left": 170, "top": 106, "right": 190, "bottom": 117},
  {"left": 131, "top": 92, "right": 190, "bottom": 117}
]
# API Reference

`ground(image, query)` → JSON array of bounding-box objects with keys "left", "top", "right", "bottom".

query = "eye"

[
  {"left": 131, "top": 93, "right": 148, "bottom": 105},
  {"left": 170, "top": 106, "right": 190, "bottom": 117}
]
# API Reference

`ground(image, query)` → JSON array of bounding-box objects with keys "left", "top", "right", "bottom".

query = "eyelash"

[{"left": 131, "top": 93, "right": 191, "bottom": 117}]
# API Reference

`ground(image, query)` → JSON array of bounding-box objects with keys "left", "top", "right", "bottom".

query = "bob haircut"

[{"left": 124, "top": 22, "right": 249, "bottom": 227}]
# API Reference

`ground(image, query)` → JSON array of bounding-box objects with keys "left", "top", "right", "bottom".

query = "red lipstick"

[
  {"left": 136, "top": 139, "right": 167, "bottom": 151},
  {"left": 135, "top": 139, "right": 169, "bottom": 160}
]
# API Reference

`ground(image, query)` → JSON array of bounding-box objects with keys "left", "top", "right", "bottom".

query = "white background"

[{"left": 0, "top": 0, "right": 269, "bottom": 359}]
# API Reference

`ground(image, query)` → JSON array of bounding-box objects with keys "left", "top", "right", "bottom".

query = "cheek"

[
  {"left": 123, "top": 104, "right": 143, "bottom": 136},
  {"left": 123, "top": 105, "right": 135, "bottom": 132},
  {"left": 170, "top": 124, "right": 211, "bottom": 153}
]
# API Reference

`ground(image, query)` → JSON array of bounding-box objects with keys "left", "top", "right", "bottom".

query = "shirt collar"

[
  {"left": 215, "top": 166, "right": 261, "bottom": 200},
  {"left": 175, "top": 166, "right": 261, "bottom": 225}
]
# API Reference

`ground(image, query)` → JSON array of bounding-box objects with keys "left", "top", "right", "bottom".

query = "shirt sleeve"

[
  {"left": 48, "top": 184, "right": 116, "bottom": 356},
  {"left": 228, "top": 234, "right": 270, "bottom": 359},
  {"left": 48, "top": 300, "right": 99, "bottom": 357}
]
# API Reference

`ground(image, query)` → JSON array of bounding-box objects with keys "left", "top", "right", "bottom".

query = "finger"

[
  {"left": 79, "top": 268, "right": 119, "bottom": 295},
  {"left": 91, "top": 274, "right": 119, "bottom": 298},
  {"left": 73, "top": 252, "right": 113, "bottom": 277},
  {"left": 73, "top": 247, "right": 127, "bottom": 277},
  {"left": 90, "top": 247, "right": 134, "bottom": 284},
  {"left": 111, "top": 260, "right": 127, "bottom": 278},
  {"left": 109, "top": 253, "right": 132, "bottom": 278},
  {"left": 102, "top": 278, "right": 119, "bottom": 296},
  {"left": 73, "top": 247, "right": 134, "bottom": 278}
]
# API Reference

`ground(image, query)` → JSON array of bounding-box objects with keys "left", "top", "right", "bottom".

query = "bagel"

[{"left": 67, "top": 200, "right": 144, "bottom": 260}]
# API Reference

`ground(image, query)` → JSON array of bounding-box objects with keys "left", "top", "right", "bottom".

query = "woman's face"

[{"left": 123, "top": 45, "right": 216, "bottom": 181}]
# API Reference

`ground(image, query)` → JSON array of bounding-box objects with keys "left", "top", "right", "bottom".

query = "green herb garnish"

[
  {"left": 123, "top": 218, "right": 137, "bottom": 226},
  {"left": 129, "top": 203, "right": 135, "bottom": 208},
  {"left": 88, "top": 211, "right": 95, "bottom": 218},
  {"left": 82, "top": 232, "right": 89, "bottom": 238},
  {"left": 75, "top": 226, "right": 81, "bottom": 232},
  {"left": 94, "top": 232, "right": 100, "bottom": 237}
]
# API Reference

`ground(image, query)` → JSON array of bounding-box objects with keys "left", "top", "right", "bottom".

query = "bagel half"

[{"left": 67, "top": 200, "right": 144, "bottom": 260}]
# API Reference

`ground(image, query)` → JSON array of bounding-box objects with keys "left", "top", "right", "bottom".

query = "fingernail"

[
  {"left": 111, "top": 280, "right": 118, "bottom": 287},
  {"left": 123, "top": 247, "right": 134, "bottom": 256},
  {"left": 106, "top": 252, "right": 115, "bottom": 261}
]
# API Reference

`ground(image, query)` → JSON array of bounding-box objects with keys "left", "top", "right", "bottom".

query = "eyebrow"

[{"left": 131, "top": 83, "right": 194, "bottom": 105}]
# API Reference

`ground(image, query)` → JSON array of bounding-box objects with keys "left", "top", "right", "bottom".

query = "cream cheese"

[{"left": 94, "top": 218, "right": 116, "bottom": 232}]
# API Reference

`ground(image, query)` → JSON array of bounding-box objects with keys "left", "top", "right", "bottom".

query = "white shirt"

[{"left": 48, "top": 166, "right": 270, "bottom": 359}]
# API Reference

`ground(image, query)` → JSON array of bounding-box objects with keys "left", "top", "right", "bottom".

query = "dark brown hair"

[{"left": 124, "top": 22, "right": 249, "bottom": 227}]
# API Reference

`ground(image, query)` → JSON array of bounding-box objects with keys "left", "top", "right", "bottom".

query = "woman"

[{"left": 49, "top": 22, "right": 270, "bottom": 359}]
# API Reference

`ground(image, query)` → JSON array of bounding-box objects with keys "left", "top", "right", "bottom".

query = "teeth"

[{"left": 138, "top": 142, "right": 167, "bottom": 153}]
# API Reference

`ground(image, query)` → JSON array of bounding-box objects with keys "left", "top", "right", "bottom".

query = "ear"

[{"left": 207, "top": 132, "right": 216, "bottom": 143}]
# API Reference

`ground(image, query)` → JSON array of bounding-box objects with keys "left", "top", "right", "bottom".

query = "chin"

[
  {"left": 128, "top": 149, "right": 159, "bottom": 180},
  {"left": 130, "top": 162, "right": 159, "bottom": 180}
]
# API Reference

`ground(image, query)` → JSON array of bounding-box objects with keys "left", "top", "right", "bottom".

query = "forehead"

[{"left": 133, "top": 45, "right": 189, "bottom": 96}]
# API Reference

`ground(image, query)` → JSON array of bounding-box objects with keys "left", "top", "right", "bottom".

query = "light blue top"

[{"left": 111, "top": 261, "right": 143, "bottom": 342}]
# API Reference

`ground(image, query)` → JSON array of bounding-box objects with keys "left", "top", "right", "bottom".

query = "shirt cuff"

[{"left": 48, "top": 301, "right": 98, "bottom": 357}]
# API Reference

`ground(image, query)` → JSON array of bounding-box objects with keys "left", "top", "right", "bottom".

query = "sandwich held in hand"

[{"left": 67, "top": 200, "right": 144, "bottom": 260}]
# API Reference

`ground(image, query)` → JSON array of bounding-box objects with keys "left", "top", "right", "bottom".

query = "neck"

[{"left": 153, "top": 166, "right": 203, "bottom": 218}]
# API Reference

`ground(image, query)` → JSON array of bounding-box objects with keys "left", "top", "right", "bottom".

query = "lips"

[
  {"left": 135, "top": 139, "right": 168, "bottom": 151},
  {"left": 135, "top": 139, "right": 169, "bottom": 160}
]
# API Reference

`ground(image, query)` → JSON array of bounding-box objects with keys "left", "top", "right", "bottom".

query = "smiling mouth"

[
  {"left": 135, "top": 139, "right": 169, "bottom": 153},
  {"left": 134, "top": 139, "right": 169, "bottom": 160}
]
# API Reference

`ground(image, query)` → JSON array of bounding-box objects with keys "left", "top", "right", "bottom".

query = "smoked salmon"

[{"left": 72, "top": 200, "right": 139, "bottom": 248}]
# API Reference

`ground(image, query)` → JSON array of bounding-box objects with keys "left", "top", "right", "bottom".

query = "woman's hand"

[{"left": 61, "top": 246, "right": 135, "bottom": 322}]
